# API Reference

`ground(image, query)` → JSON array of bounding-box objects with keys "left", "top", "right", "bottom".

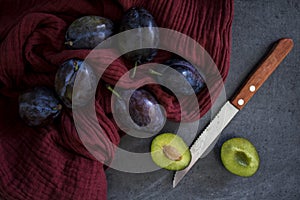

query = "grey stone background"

[{"left": 106, "top": 0, "right": 300, "bottom": 199}]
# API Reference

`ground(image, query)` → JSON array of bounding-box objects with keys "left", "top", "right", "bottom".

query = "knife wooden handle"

[{"left": 231, "top": 38, "right": 293, "bottom": 110}]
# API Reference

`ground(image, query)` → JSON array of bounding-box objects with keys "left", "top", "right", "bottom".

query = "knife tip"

[
  {"left": 172, "top": 173, "right": 178, "bottom": 188},
  {"left": 172, "top": 180, "right": 177, "bottom": 188},
  {"left": 172, "top": 171, "right": 183, "bottom": 188}
]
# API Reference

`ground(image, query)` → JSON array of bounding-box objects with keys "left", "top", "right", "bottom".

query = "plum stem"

[
  {"left": 130, "top": 61, "right": 138, "bottom": 79},
  {"left": 73, "top": 61, "right": 79, "bottom": 72},
  {"left": 148, "top": 69, "right": 162, "bottom": 76},
  {"left": 64, "top": 41, "right": 73, "bottom": 46},
  {"left": 52, "top": 104, "right": 63, "bottom": 111},
  {"left": 106, "top": 85, "right": 122, "bottom": 99}
]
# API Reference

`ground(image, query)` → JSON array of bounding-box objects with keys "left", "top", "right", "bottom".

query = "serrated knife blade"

[{"left": 173, "top": 38, "right": 294, "bottom": 188}]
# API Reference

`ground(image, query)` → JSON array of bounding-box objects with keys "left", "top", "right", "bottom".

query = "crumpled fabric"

[{"left": 0, "top": 0, "right": 233, "bottom": 199}]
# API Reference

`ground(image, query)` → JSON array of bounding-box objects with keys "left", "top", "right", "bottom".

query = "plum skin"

[
  {"left": 55, "top": 59, "right": 98, "bottom": 109},
  {"left": 157, "top": 59, "right": 205, "bottom": 96},
  {"left": 119, "top": 7, "right": 159, "bottom": 64},
  {"left": 65, "top": 16, "right": 114, "bottom": 49},
  {"left": 18, "top": 87, "right": 62, "bottom": 126},
  {"left": 113, "top": 88, "right": 166, "bottom": 134}
]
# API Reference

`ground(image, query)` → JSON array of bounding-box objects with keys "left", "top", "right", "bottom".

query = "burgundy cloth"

[{"left": 0, "top": 0, "right": 233, "bottom": 199}]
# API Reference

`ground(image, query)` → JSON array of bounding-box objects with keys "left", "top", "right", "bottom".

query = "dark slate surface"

[{"left": 106, "top": 0, "right": 300, "bottom": 199}]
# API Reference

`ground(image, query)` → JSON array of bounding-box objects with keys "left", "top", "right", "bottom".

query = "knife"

[{"left": 173, "top": 38, "right": 294, "bottom": 188}]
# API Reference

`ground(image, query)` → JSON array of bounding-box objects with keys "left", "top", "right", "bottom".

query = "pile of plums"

[{"left": 19, "top": 7, "right": 205, "bottom": 136}]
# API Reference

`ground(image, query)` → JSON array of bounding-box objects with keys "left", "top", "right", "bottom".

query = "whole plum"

[
  {"left": 65, "top": 16, "right": 114, "bottom": 49},
  {"left": 19, "top": 87, "right": 62, "bottom": 126},
  {"left": 157, "top": 59, "right": 205, "bottom": 96},
  {"left": 113, "top": 88, "right": 166, "bottom": 134},
  {"left": 119, "top": 7, "right": 159, "bottom": 64},
  {"left": 55, "top": 59, "right": 98, "bottom": 109}
]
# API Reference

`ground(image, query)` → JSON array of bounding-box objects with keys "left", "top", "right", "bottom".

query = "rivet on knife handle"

[{"left": 231, "top": 38, "right": 294, "bottom": 110}]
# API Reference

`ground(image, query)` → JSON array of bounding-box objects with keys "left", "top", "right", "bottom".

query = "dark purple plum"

[
  {"left": 118, "top": 7, "right": 159, "bottom": 64},
  {"left": 113, "top": 88, "right": 165, "bottom": 134},
  {"left": 55, "top": 59, "right": 98, "bottom": 109},
  {"left": 157, "top": 59, "right": 205, "bottom": 96},
  {"left": 19, "top": 87, "right": 62, "bottom": 126},
  {"left": 65, "top": 16, "right": 114, "bottom": 49}
]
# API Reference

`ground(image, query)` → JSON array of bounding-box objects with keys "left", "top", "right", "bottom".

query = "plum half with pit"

[
  {"left": 112, "top": 88, "right": 166, "bottom": 134},
  {"left": 19, "top": 87, "right": 62, "bottom": 126},
  {"left": 55, "top": 59, "right": 98, "bottom": 109},
  {"left": 151, "top": 133, "right": 191, "bottom": 171}
]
